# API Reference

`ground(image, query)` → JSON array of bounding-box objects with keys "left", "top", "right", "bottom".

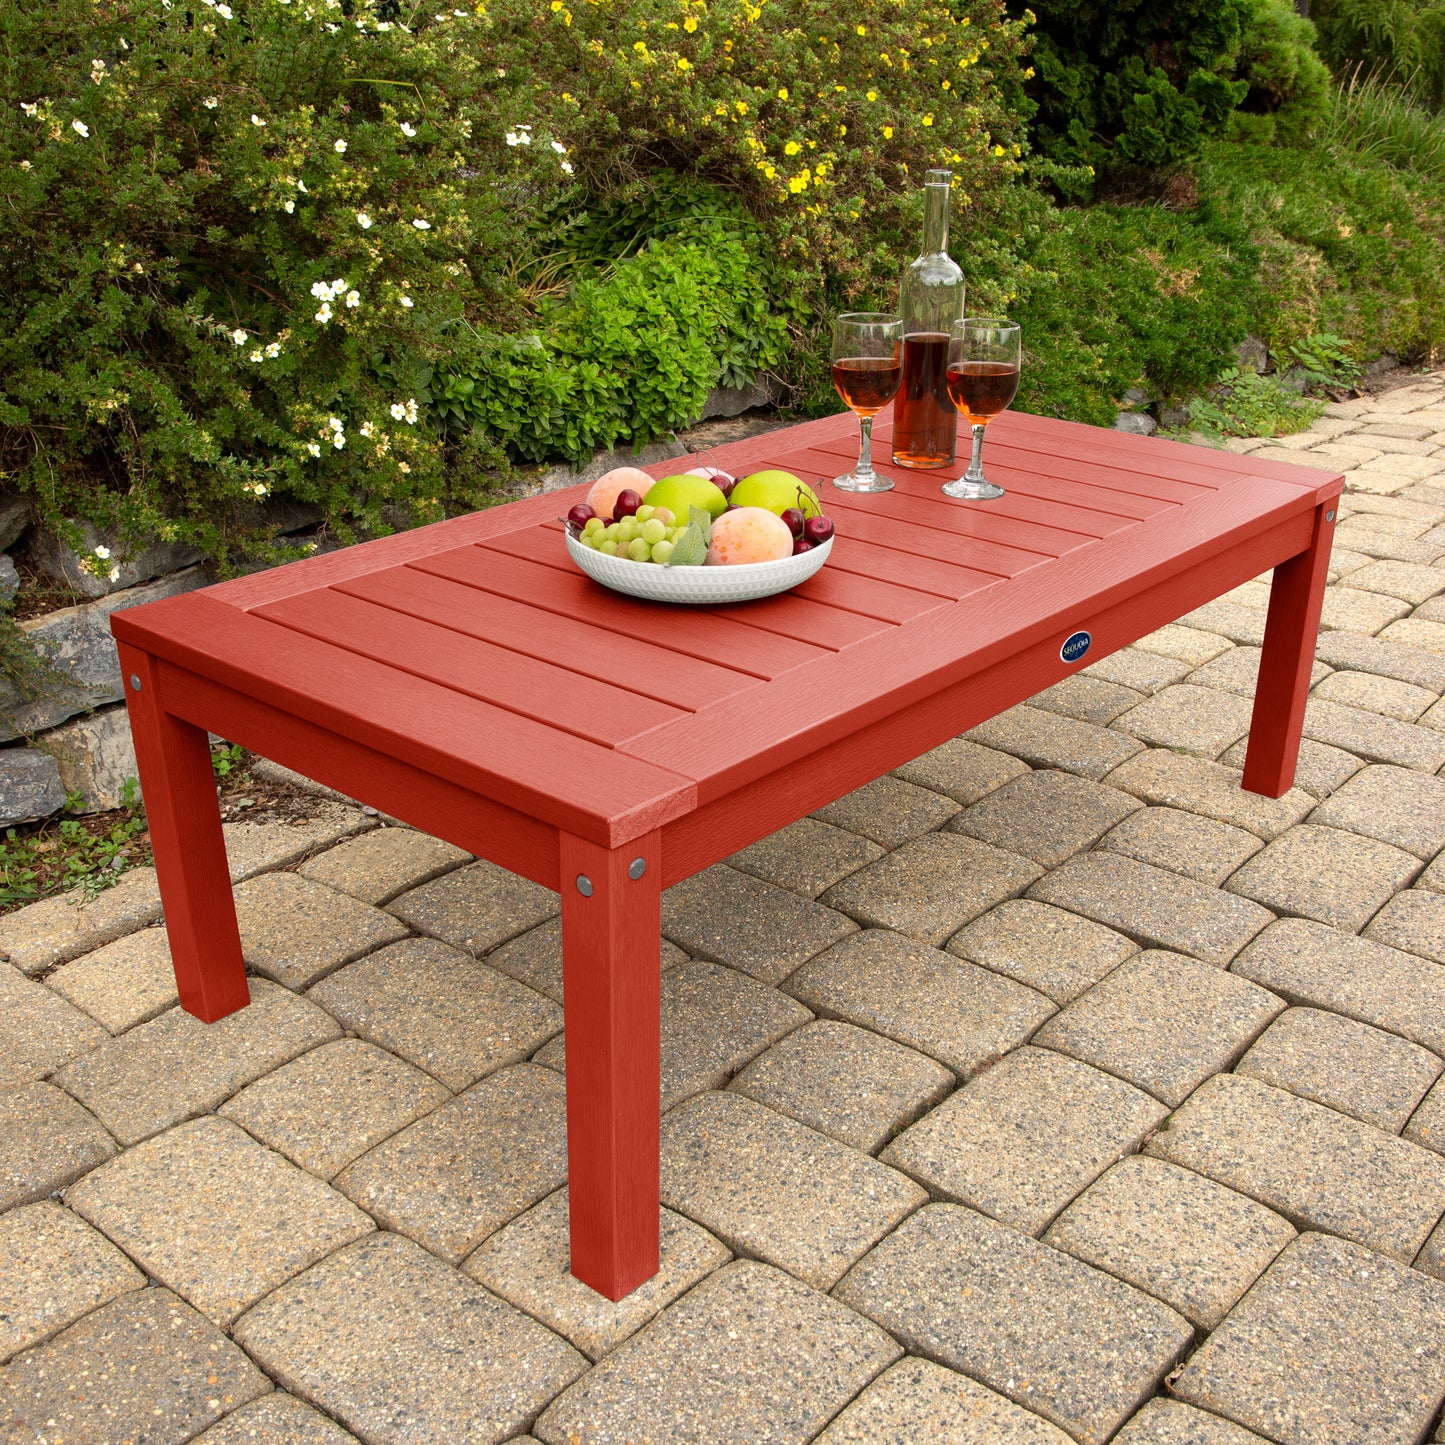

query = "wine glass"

[
  {"left": 831, "top": 313, "right": 903, "bottom": 493},
  {"left": 942, "top": 318, "right": 1021, "bottom": 501}
]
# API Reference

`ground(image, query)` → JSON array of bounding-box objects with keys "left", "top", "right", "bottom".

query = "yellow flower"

[
  {"left": 992, "top": 143, "right": 1004, "bottom": 155},
  {"left": 764, "top": 163, "right": 776, "bottom": 178},
  {"left": 550, "top": 1, "right": 562, "bottom": 9},
  {"left": 838, "top": 124, "right": 847, "bottom": 136},
  {"left": 855, "top": 23, "right": 866, "bottom": 35},
  {"left": 784, "top": 140, "right": 800, "bottom": 155},
  {"left": 676, "top": 56, "right": 691, "bottom": 70},
  {"left": 684, "top": 14, "right": 697, "bottom": 28},
  {"left": 1024, "top": 67, "right": 1035, "bottom": 79},
  {"left": 866, "top": 89, "right": 877, "bottom": 101},
  {"left": 788, "top": 174, "right": 808, "bottom": 192},
  {"left": 666, "top": 20, "right": 678, "bottom": 27},
  {"left": 960, "top": 14, "right": 970, "bottom": 23},
  {"left": 735, "top": 99, "right": 747, "bottom": 113},
  {"left": 777, "top": 87, "right": 788, "bottom": 99},
  {"left": 922, "top": 114, "right": 934, "bottom": 126},
  {"left": 942, "top": 79, "right": 950, "bottom": 89},
  {"left": 882, "top": 124, "right": 893, "bottom": 138},
  {"left": 633, "top": 39, "right": 647, "bottom": 51}
]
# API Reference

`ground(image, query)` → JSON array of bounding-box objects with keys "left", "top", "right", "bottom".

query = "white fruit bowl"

[{"left": 565, "top": 530, "right": 833, "bottom": 604}]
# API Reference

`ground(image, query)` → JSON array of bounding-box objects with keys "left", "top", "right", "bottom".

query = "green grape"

[
  {"left": 618, "top": 518, "right": 638, "bottom": 542},
  {"left": 580, "top": 532, "right": 597, "bottom": 549},
  {"left": 583, "top": 516, "right": 605, "bottom": 536},
  {"left": 598, "top": 539, "right": 619, "bottom": 556},
  {"left": 651, "top": 538, "right": 674, "bottom": 565},
  {"left": 636, "top": 504, "right": 655, "bottom": 522},
  {"left": 641, "top": 518, "right": 666, "bottom": 545},
  {"left": 627, "top": 537, "right": 651, "bottom": 562}
]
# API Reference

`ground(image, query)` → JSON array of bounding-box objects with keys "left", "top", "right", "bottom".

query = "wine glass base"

[
  {"left": 942, "top": 477, "right": 1004, "bottom": 500},
  {"left": 833, "top": 471, "right": 895, "bottom": 493}
]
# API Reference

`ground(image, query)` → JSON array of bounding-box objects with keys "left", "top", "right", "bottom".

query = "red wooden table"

[{"left": 111, "top": 408, "right": 1341, "bottom": 1300}]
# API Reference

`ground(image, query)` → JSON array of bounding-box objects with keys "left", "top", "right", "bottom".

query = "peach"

[
  {"left": 586, "top": 466, "right": 654, "bottom": 520},
  {"left": 706, "top": 506, "right": 794, "bottom": 566}
]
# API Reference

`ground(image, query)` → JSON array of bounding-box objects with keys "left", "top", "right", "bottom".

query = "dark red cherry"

[
  {"left": 803, "top": 515, "right": 834, "bottom": 545},
  {"left": 780, "top": 507, "right": 805, "bottom": 538},
  {"left": 792, "top": 538, "right": 814, "bottom": 555},
  {"left": 613, "top": 489, "right": 642, "bottom": 518},
  {"left": 566, "top": 503, "right": 595, "bottom": 530}
]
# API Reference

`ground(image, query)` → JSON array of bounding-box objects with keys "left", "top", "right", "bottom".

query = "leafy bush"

[
  {"left": 1309, "top": 0, "right": 1445, "bottom": 109},
  {"left": 1019, "top": 0, "right": 1329, "bottom": 184},
  {"left": 1323, "top": 65, "right": 1445, "bottom": 172},
  {"left": 1184, "top": 367, "right": 1324, "bottom": 439}
]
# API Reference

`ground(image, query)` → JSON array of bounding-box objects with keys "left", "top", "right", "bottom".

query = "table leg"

[
  {"left": 1241, "top": 500, "right": 1337, "bottom": 798},
  {"left": 118, "top": 645, "right": 249, "bottom": 1022},
  {"left": 559, "top": 829, "right": 662, "bottom": 1300}
]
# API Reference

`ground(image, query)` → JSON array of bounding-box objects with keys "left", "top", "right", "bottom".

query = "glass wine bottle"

[{"left": 892, "top": 169, "right": 965, "bottom": 469}]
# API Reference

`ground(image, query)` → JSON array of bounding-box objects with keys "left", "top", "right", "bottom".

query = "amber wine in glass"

[
  {"left": 942, "top": 318, "right": 1020, "bottom": 501},
  {"left": 831, "top": 313, "right": 903, "bottom": 493}
]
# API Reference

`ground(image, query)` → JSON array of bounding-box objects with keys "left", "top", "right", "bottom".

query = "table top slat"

[{"left": 822, "top": 537, "right": 1002, "bottom": 600}]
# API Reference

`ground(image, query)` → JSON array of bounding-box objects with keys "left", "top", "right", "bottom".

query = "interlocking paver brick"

[
  {"left": 67, "top": 1114, "right": 372, "bottom": 1325},
  {"left": 814, "top": 1357, "right": 1073, "bottom": 1444},
  {"left": 219, "top": 1037, "right": 451, "bottom": 1178},
  {"left": 1420, "top": 593, "right": 1445, "bottom": 622},
  {"left": 1033, "top": 951, "right": 1283, "bottom": 1106},
  {"left": 0, "top": 1082, "right": 114, "bottom": 1212},
  {"left": 821, "top": 833, "right": 1041, "bottom": 945},
  {"left": 297, "top": 825, "right": 470, "bottom": 905},
  {"left": 234, "top": 1232, "right": 586, "bottom": 1445},
  {"left": 1098, "top": 806, "right": 1264, "bottom": 884},
  {"left": 334, "top": 1063, "right": 566, "bottom": 1262},
  {"left": 1407, "top": 1072, "right": 1445, "bottom": 1155},
  {"left": 531, "top": 959, "right": 811, "bottom": 1110},
  {"left": 234, "top": 872, "right": 410, "bottom": 989},
  {"left": 1413, "top": 1214, "right": 1445, "bottom": 1280},
  {"left": 192, "top": 1393, "right": 363, "bottom": 1445},
  {"left": 1221, "top": 734, "right": 1364, "bottom": 800},
  {"left": 812, "top": 774, "right": 962, "bottom": 846},
  {"left": 725, "top": 817, "right": 884, "bottom": 898},
  {"left": 43, "top": 927, "right": 178, "bottom": 1034},
  {"left": 1225, "top": 823, "right": 1420, "bottom": 932},
  {"left": 53, "top": 977, "right": 340, "bottom": 1146},
  {"left": 484, "top": 917, "right": 685, "bottom": 1004},
  {"left": 1114, "top": 1400, "right": 1270, "bottom": 1444},
  {"left": 787, "top": 929, "right": 1054, "bottom": 1076},
  {"left": 1366, "top": 887, "right": 1445, "bottom": 963},
  {"left": 387, "top": 858, "right": 558, "bottom": 956},
  {"left": 0, "top": 1288, "right": 270, "bottom": 1445},
  {"left": 0, "top": 962, "right": 105, "bottom": 1086},
  {"left": 1236, "top": 1006, "right": 1442, "bottom": 1133},
  {"left": 892, "top": 736, "right": 1031, "bottom": 804},
  {"left": 729, "top": 1019, "right": 953, "bottom": 1153},
  {"left": 1314, "top": 625, "right": 1445, "bottom": 691},
  {"left": 1103, "top": 749, "right": 1313, "bottom": 840},
  {"left": 1145, "top": 1073, "right": 1445, "bottom": 1261},
  {"left": 964, "top": 704, "right": 1145, "bottom": 780},
  {"left": 946, "top": 899, "right": 1138, "bottom": 1004},
  {"left": 1319, "top": 585, "right": 1412, "bottom": 633},
  {"left": 1380, "top": 616, "right": 1445, "bottom": 654},
  {"left": 0, "top": 1201, "right": 143, "bottom": 1363},
  {"left": 533, "top": 1259, "right": 900, "bottom": 1445},
  {"left": 881, "top": 1047, "right": 1167, "bottom": 1235},
  {"left": 663, "top": 864, "right": 858, "bottom": 984},
  {"left": 1302, "top": 696, "right": 1445, "bottom": 769},
  {"left": 219, "top": 804, "right": 373, "bottom": 883},
  {"left": 464, "top": 1187, "right": 730, "bottom": 1361},
  {"left": 308, "top": 937, "right": 562, "bottom": 1091},
  {"left": 1424, "top": 852, "right": 1445, "bottom": 894},
  {"left": 1232, "top": 916, "right": 1445, "bottom": 1053},
  {"left": 834, "top": 1204, "right": 1190, "bottom": 1445},
  {"left": 1178, "top": 599, "right": 1267, "bottom": 647},
  {"left": 1307, "top": 763, "right": 1445, "bottom": 858},
  {"left": 1029, "top": 852, "right": 1274, "bottom": 965},
  {"left": 1172, "top": 1232, "right": 1445, "bottom": 1445},
  {"left": 1029, "top": 673, "right": 1145, "bottom": 726},
  {"left": 1310, "top": 667, "right": 1437, "bottom": 720},
  {"left": 1083, "top": 647, "right": 1192, "bottom": 694},
  {"left": 0, "top": 866, "right": 161, "bottom": 975},
  {"left": 659, "top": 1090, "right": 925, "bottom": 1290},
  {"left": 1132, "top": 625, "right": 1232, "bottom": 667},
  {"left": 1357, "top": 421, "right": 1440, "bottom": 441},
  {"left": 1186, "top": 645, "right": 1330, "bottom": 699},
  {"left": 1334, "top": 559, "right": 1445, "bottom": 606},
  {"left": 947, "top": 769, "right": 1141, "bottom": 867},
  {"left": 1114, "top": 684, "right": 1254, "bottom": 758},
  {"left": 1043, "top": 1156, "right": 1295, "bottom": 1331}
]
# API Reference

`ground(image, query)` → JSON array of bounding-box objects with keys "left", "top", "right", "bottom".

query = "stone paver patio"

[{"left": 4, "top": 375, "right": 1445, "bottom": 1444}]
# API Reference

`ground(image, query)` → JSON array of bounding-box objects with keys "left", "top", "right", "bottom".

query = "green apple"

[
  {"left": 730, "top": 470, "right": 821, "bottom": 518},
  {"left": 644, "top": 474, "right": 729, "bottom": 522}
]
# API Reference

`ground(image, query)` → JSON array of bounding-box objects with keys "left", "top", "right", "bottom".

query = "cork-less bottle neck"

[{"left": 921, "top": 182, "right": 950, "bottom": 256}]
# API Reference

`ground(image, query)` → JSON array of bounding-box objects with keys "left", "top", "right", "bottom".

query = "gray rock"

[
  {"left": 539, "top": 436, "right": 688, "bottom": 493},
  {"left": 0, "top": 494, "right": 32, "bottom": 552},
  {"left": 1113, "top": 412, "right": 1158, "bottom": 436},
  {"left": 1123, "top": 387, "right": 1152, "bottom": 407},
  {"left": 1159, "top": 406, "right": 1192, "bottom": 431},
  {"left": 1234, "top": 335, "right": 1270, "bottom": 373},
  {"left": 36, "top": 705, "right": 139, "bottom": 813},
  {"left": 0, "top": 553, "right": 18, "bottom": 604},
  {"left": 28, "top": 521, "right": 204, "bottom": 599},
  {"left": 0, "top": 565, "right": 209, "bottom": 740},
  {"left": 700, "top": 377, "right": 781, "bottom": 419},
  {"left": 0, "top": 746, "right": 66, "bottom": 825}
]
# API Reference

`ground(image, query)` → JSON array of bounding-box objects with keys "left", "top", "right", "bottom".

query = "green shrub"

[
  {"left": 1184, "top": 367, "right": 1324, "bottom": 439},
  {"left": 1309, "top": 0, "right": 1445, "bottom": 109},
  {"left": 1322, "top": 66, "right": 1445, "bottom": 172}
]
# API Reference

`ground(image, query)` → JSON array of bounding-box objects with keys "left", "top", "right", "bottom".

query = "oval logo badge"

[{"left": 1061, "top": 630, "right": 1092, "bottom": 663}]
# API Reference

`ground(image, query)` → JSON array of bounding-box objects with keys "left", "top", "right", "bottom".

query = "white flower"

[
  {"left": 203, "top": 96, "right": 218, "bottom": 108},
  {"left": 359, "top": 421, "right": 375, "bottom": 438},
  {"left": 93, "top": 544, "right": 111, "bottom": 560},
  {"left": 334, "top": 139, "right": 347, "bottom": 153},
  {"left": 504, "top": 131, "right": 531, "bottom": 147},
  {"left": 399, "top": 295, "right": 413, "bottom": 308},
  {"left": 390, "top": 403, "right": 406, "bottom": 420},
  {"left": 296, "top": 179, "right": 307, "bottom": 193},
  {"left": 356, "top": 211, "right": 372, "bottom": 228},
  {"left": 314, "top": 302, "right": 333, "bottom": 323},
  {"left": 332, "top": 434, "right": 345, "bottom": 448},
  {"left": 251, "top": 113, "right": 266, "bottom": 126},
  {"left": 249, "top": 482, "right": 269, "bottom": 497},
  {"left": 71, "top": 119, "right": 89, "bottom": 137},
  {"left": 331, "top": 277, "right": 347, "bottom": 294},
  {"left": 412, "top": 218, "right": 431, "bottom": 229},
  {"left": 284, "top": 199, "right": 295, "bottom": 213},
  {"left": 400, "top": 122, "right": 416, "bottom": 137},
  {"left": 216, "top": 4, "right": 233, "bottom": 18},
  {"left": 561, "top": 161, "right": 574, "bottom": 174},
  {"left": 328, "top": 416, "right": 344, "bottom": 432},
  {"left": 404, "top": 398, "right": 419, "bottom": 424},
  {"left": 345, "top": 290, "right": 360, "bottom": 308},
  {"left": 306, "top": 442, "right": 321, "bottom": 457},
  {"left": 550, "top": 140, "right": 567, "bottom": 154},
  {"left": 91, "top": 59, "right": 108, "bottom": 82},
  {"left": 230, "top": 329, "right": 248, "bottom": 344},
  {"left": 376, "top": 20, "right": 391, "bottom": 30},
  {"left": 249, "top": 349, "right": 264, "bottom": 362},
  {"left": 264, "top": 342, "right": 281, "bottom": 358},
  {"left": 310, "top": 280, "right": 329, "bottom": 298},
  {"left": 108, "top": 566, "right": 121, "bottom": 582},
  {"left": 21, "top": 103, "right": 37, "bottom": 117}
]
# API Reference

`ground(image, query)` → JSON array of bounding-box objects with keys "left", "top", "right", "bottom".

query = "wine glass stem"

[
  {"left": 855, "top": 414, "right": 877, "bottom": 484},
  {"left": 963, "top": 423, "right": 987, "bottom": 484}
]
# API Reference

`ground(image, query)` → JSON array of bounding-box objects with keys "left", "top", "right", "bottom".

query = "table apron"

[
  {"left": 659, "top": 505, "right": 1316, "bottom": 885},
  {"left": 157, "top": 662, "right": 562, "bottom": 891}
]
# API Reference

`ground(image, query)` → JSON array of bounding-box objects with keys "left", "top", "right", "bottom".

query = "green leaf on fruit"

[
  {"left": 689, "top": 505, "right": 713, "bottom": 546},
  {"left": 665, "top": 509, "right": 711, "bottom": 567}
]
